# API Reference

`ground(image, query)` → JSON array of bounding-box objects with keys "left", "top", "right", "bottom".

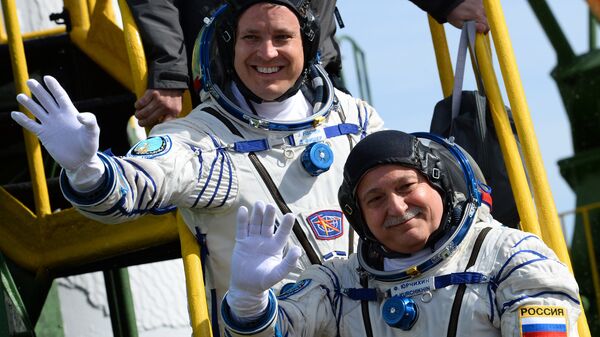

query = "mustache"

[{"left": 382, "top": 207, "right": 423, "bottom": 228}]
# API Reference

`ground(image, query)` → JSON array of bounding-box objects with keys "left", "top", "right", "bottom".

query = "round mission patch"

[
  {"left": 277, "top": 279, "right": 312, "bottom": 300},
  {"left": 128, "top": 136, "right": 172, "bottom": 158}
]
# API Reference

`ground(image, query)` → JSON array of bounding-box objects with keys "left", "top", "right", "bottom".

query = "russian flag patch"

[{"left": 519, "top": 305, "right": 568, "bottom": 337}]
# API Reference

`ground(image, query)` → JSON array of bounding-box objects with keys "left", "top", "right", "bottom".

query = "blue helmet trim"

[
  {"left": 357, "top": 132, "right": 484, "bottom": 282},
  {"left": 195, "top": 4, "right": 335, "bottom": 132}
]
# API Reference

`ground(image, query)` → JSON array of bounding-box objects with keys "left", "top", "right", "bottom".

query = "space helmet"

[
  {"left": 216, "top": 0, "right": 320, "bottom": 82},
  {"left": 338, "top": 130, "right": 491, "bottom": 281},
  {"left": 191, "top": 1, "right": 334, "bottom": 131}
]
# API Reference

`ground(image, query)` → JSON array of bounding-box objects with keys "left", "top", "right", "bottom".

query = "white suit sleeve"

[
  {"left": 222, "top": 264, "right": 341, "bottom": 337},
  {"left": 60, "top": 131, "right": 238, "bottom": 223},
  {"left": 358, "top": 98, "right": 385, "bottom": 135},
  {"left": 489, "top": 229, "right": 581, "bottom": 337}
]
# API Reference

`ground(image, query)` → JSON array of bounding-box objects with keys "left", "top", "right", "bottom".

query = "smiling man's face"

[
  {"left": 357, "top": 164, "right": 444, "bottom": 254},
  {"left": 233, "top": 3, "right": 304, "bottom": 101}
]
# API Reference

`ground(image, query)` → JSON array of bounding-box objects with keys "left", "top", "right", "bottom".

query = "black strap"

[
  {"left": 210, "top": 288, "right": 221, "bottom": 337},
  {"left": 360, "top": 272, "right": 374, "bottom": 337},
  {"left": 334, "top": 6, "right": 345, "bottom": 29},
  {"left": 446, "top": 226, "right": 493, "bottom": 337},
  {"left": 451, "top": 21, "right": 483, "bottom": 123},
  {"left": 194, "top": 227, "right": 209, "bottom": 284},
  {"left": 248, "top": 153, "right": 321, "bottom": 265},
  {"left": 204, "top": 106, "right": 321, "bottom": 264}
]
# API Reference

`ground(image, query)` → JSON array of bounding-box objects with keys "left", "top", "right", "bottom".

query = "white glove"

[
  {"left": 227, "top": 201, "right": 302, "bottom": 320},
  {"left": 11, "top": 76, "right": 105, "bottom": 192}
]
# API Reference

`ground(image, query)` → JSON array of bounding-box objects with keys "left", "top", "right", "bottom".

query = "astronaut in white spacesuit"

[
  {"left": 222, "top": 130, "right": 582, "bottom": 337},
  {"left": 11, "top": 0, "right": 384, "bottom": 332}
]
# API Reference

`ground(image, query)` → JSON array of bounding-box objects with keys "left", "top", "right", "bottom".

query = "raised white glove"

[
  {"left": 227, "top": 201, "right": 302, "bottom": 320},
  {"left": 11, "top": 76, "right": 105, "bottom": 192}
]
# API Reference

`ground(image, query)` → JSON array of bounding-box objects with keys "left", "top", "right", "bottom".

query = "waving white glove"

[
  {"left": 11, "top": 76, "right": 105, "bottom": 191},
  {"left": 227, "top": 201, "right": 302, "bottom": 320}
]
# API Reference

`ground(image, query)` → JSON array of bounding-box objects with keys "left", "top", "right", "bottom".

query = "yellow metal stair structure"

[
  {"left": 1, "top": 0, "right": 209, "bottom": 335},
  {"left": 0, "top": 0, "right": 593, "bottom": 336}
]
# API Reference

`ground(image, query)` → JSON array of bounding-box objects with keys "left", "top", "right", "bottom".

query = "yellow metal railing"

[
  {"left": 116, "top": 0, "right": 145, "bottom": 98},
  {"left": 21, "top": 27, "right": 66, "bottom": 40},
  {"left": 178, "top": 212, "right": 213, "bottom": 337},
  {"left": 428, "top": 0, "right": 591, "bottom": 335},
  {"left": 116, "top": 1, "right": 209, "bottom": 336},
  {"left": 5, "top": 0, "right": 593, "bottom": 335},
  {"left": 0, "top": 26, "right": 67, "bottom": 44},
  {"left": 2, "top": 1, "right": 210, "bottom": 336},
  {"left": 483, "top": 6, "right": 596, "bottom": 333},
  {"left": 0, "top": 14, "right": 6, "bottom": 41},
  {"left": 2, "top": 0, "right": 51, "bottom": 219},
  {"left": 427, "top": 15, "right": 454, "bottom": 97},
  {"left": 559, "top": 202, "right": 600, "bottom": 320}
]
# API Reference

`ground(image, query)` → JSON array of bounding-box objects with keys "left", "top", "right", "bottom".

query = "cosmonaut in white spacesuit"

[
  {"left": 10, "top": 0, "right": 384, "bottom": 333},
  {"left": 221, "top": 130, "right": 582, "bottom": 337}
]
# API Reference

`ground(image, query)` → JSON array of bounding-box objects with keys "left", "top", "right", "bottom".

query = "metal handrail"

[
  {"left": 0, "top": 15, "right": 6, "bottom": 41},
  {"left": 427, "top": 15, "right": 454, "bottom": 97},
  {"left": 484, "top": 0, "right": 569, "bottom": 257},
  {"left": 116, "top": 1, "right": 211, "bottom": 336},
  {"left": 337, "top": 35, "right": 373, "bottom": 103},
  {"left": 427, "top": 1, "right": 591, "bottom": 335},
  {"left": 559, "top": 202, "right": 600, "bottom": 320},
  {"left": 2, "top": 0, "right": 51, "bottom": 218},
  {"left": 480, "top": 11, "right": 593, "bottom": 336},
  {"left": 474, "top": 33, "right": 542, "bottom": 238},
  {"left": 0, "top": 27, "right": 66, "bottom": 44},
  {"left": 2, "top": 1, "right": 212, "bottom": 336}
]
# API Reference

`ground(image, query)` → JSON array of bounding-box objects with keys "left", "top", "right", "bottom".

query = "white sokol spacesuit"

[
  {"left": 58, "top": 1, "right": 383, "bottom": 332},
  {"left": 222, "top": 131, "right": 581, "bottom": 337},
  {"left": 61, "top": 84, "right": 382, "bottom": 294}
]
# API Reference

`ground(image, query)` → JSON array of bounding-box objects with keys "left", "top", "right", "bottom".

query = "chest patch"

[
  {"left": 277, "top": 279, "right": 311, "bottom": 300},
  {"left": 128, "top": 136, "right": 172, "bottom": 158},
  {"left": 306, "top": 210, "right": 343, "bottom": 240},
  {"left": 519, "top": 305, "right": 568, "bottom": 337}
]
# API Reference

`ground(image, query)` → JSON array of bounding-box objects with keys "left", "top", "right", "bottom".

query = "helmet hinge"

[
  {"left": 432, "top": 167, "right": 441, "bottom": 180},
  {"left": 222, "top": 30, "right": 232, "bottom": 43}
]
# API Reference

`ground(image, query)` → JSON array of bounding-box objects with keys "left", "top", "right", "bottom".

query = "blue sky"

[{"left": 336, "top": 1, "right": 593, "bottom": 234}]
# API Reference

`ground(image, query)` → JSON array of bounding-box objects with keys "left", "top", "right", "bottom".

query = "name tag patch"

[
  {"left": 519, "top": 305, "right": 568, "bottom": 337},
  {"left": 306, "top": 210, "right": 343, "bottom": 240},
  {"left": 390, "top": 277, "right": 434, "bottom": 298},
  {"left": 128, "top": 136, "right": 171, "bottom": 158}
]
